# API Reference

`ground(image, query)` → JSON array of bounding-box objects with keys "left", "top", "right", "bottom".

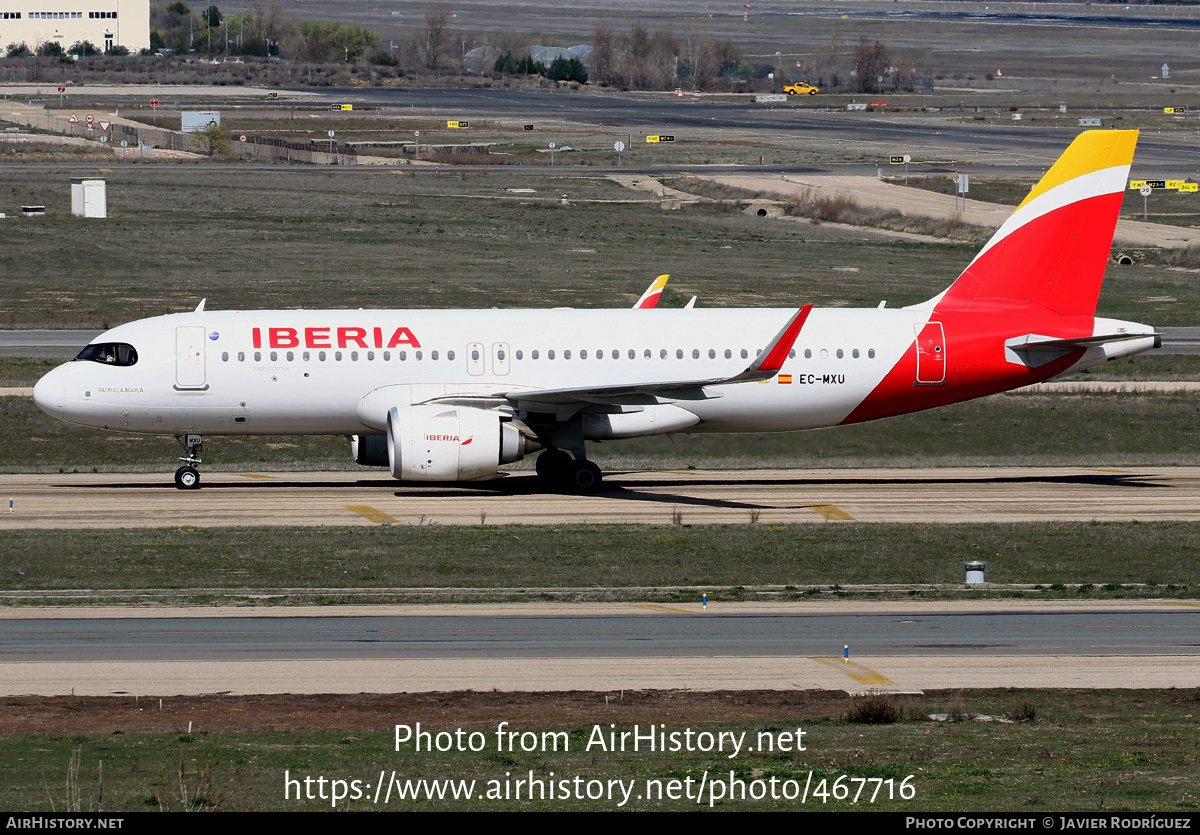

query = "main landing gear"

[
  {"left": 535, "top": 448, "right": 603, "bottom": 493},
  {"left": 174, "top": 434, "right": 203, "bottom": 490}
]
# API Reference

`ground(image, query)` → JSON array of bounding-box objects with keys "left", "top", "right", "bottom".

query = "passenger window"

[
  {"left": 581, "top": 349, "right": 588, "bottom": 359},
  {"left": 383, "top": 351, "right": 390, "bottom": 361},
  {"left": 303, "top": 351, "right": 310, "bottom": 361},
  {"left": 724, "top": 349, "right": 731, "bottom": 359},
  {"left": 399, "top": 351, "right": 407, "bottom": 361},
  {"left": 270, "top": 351, "right": 278, "bottom": 361},
  {"left": 564, "top": 350, "right": 572, "bottom": 359},
  {"left": 868, "top": 349, "right": 876, "bottom": 359},
  {"left": 532, "top": 350, "right": 540, "bottom": 360},
  {"left": 676, "top": 349, "right": 683, "bottom": 359},
  {"left": 836, "top": 349, "right": 844, "bottom": 359},
  {"left": 788, "top": 349, "right": 795, "bottom": 359},
  {"left": 432, "top": 350, "right": 439, "bottom": 361},
  {"left": 741, "top": 349, "right": 748, "bottom": 359},
  {"left": 515, "top": 350, "right": 523, "bottom": 360},
  {"left": 335, "top": 351, "right": 343, "bottom": 361},
  {"left": 286, "top": 351, "right": 294, "bottom": 361},
  {"left": 692, "top": 349, "right": 700, "bottom": 359},
  {"left": 319, "top": 351, "right": 327, "bottom": 361},
  {"left": 548, "top": 349, "right": 555, "bottom": 360},
  {"left": 238, "top": 351, "right": 245, "bottom": 362},
  {"left": 660, "top": 349, "right": 667, "bottom": 359},
  {"left": 221, "top": 352, "right": 229, "bottom": 362},
  {"left": 708, "top": 349, "right": 716, "bottom": 359},
  {"left": 351, "top": 351, "right": 359, "bottom": 361},
  {"left": 416, "top": 351, "right": 423, "bottom": 361},
  {"left": 367, "top": 351, "right": 375, "bottom": 361},
  {"left": 852, "top": 349, "right": 860, "bottom": 359},
  {"left": 804, "top": 349, "right": 812, "bottom": 359},
  {"left": 254, "top": 351, "right": 261, "bottom": 362}
]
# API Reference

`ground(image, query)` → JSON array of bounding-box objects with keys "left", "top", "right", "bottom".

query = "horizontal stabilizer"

[
  {"left": 1005, "top": 331, "right": 1161, "bottom": 368},
  {"left": 1010, "top": 332, "right": 1161, "bottom": 351}
]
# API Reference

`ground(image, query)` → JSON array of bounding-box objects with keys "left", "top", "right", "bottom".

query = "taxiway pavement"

[
  {"left": 0, "top": 601, "right": 1194, "bottom": 695},
  {"left": 2, "top": 467, "right": 1199, "bottom": 529}
]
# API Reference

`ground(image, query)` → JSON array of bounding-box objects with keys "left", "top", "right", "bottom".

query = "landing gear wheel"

[
  {"left": 566, "top": 460, "right": 603, "bottom": 493},
  {"left": 536, "top": 449, "right": 572, "bottom": 483},
  {"left": 174, "top": 466, "right": 200, "bottom": 490}
]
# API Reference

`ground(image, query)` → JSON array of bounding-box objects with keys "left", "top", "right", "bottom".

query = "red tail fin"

[{"left": 923, "top": 130, "right": 1138, "bottom": 317}]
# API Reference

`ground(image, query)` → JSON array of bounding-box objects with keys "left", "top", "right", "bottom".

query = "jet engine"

[{"left": 386, "top": 404, "right": 539, "bottom": 481}]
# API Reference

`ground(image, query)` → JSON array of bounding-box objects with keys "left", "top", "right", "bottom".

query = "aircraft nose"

[{"left": 32, "top": 367, "right": 65, "bottom": 418}]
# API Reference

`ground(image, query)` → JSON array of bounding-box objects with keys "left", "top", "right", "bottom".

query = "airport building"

[{"left": 0, "top": 1, "right": 149, "bottom": 53}]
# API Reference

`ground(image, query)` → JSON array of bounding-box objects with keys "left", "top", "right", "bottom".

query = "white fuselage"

[
  {"left": 33, "top": 305, "right": 1157, "bottom": 440},
  {"left": 34, "top": 307, "right": 927, "bottom": 436}
]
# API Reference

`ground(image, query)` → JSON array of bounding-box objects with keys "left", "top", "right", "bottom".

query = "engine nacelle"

[
  {"left": 387, "top": 405, "right": 537, "bottom": 481},
  {"left": 349, "top": 434, "right": 390, "bottom": 467},
  {"left": 582, "top": 404, "right": 700, "bottom": 440}
]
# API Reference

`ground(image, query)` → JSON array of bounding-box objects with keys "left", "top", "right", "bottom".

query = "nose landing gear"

[{"left": 174, "top": 434, "right": 203, "bottom": 490}]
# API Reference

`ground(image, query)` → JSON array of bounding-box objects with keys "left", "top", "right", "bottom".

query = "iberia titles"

[{"left": 251, "top": 326, "right": 421, "bottom": 350}]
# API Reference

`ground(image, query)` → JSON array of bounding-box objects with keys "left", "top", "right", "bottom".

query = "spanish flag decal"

[{"left": 779, "top": 374, "right": 793, "bottom": 384}]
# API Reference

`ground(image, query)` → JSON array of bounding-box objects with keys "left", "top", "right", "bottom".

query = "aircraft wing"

[
  {"left": 632, "top": 274, "right": 670, "bottom": 309},
  {"left": 502, "top": 305, "right": 812, "bottom": 408}
]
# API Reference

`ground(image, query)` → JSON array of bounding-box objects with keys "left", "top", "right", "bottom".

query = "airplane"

[
  {"left": 33, "top": 130, "right": 1159, "bottom": 492},
  {"left": 633, "top": 274, "right": 670, "bottom": 309}
]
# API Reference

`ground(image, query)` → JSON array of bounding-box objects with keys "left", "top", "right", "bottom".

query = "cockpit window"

[{"left": 73, "top": 342, "right": 138, "bottom": 366}]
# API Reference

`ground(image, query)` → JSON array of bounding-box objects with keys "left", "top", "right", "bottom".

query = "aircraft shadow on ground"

[{"left": 61, "top": 471, "right": 1167, "bottom": 501}]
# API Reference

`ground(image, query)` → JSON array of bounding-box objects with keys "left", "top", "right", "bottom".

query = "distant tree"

[
  {"left": 5, "top": 42, "right": 31, "bottom": 58},
  {"left": 547, "top": 55, "right": 587, "bottom": 83},
  {"left": 685, "top": 37, "right": 740, "bottom": 91},
  {"left": 151, "top": 1, "right": 198, "bottom": 53},
  {"left": 68, "top": 40, "right": 102, "bottom": 57},
  {"left": 36, "top": 41, "right": 64, "bottom": 57},
  {"left": 294, "top": 20, "right": 380, "bottom": 62},
  {"left": 853, "top": 38, "right": 889, "bottom": 93},
  {"left": 192, "top": 122, "right": 232, "bottom": 157},
  {"left": 108, "top": 45, "right": 131, "bottom": 56},
  {"left": 493, "top": 51, "right": 517, "bottom": 74},
  {"left": 368, "top": 49, "right": 399, "bottom": 67},
  {"left": 590, "top": 24, "right": 616, "bottom": 86},
  {"left": 204, "top": 4, "right": 222, "bottom": 28},
  {"left": 493, "top": 51, "right": 547, "bottom": 77},
  {"left": 423, "top": 8, "right": 449, "bottom": 69}
]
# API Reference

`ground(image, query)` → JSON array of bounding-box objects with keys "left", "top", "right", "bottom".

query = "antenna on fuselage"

[{"left": 194, "top": 298, "right": 207, "bottom": 313}]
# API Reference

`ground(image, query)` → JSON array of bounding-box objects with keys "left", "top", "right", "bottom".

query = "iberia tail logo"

[{"left": 461, "top": 435, "right": 473, "bottom": 446}]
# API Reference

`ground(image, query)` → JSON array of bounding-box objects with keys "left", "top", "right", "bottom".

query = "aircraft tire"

[
  {"left": 535, "top": 449, "right": 572, "bottom": 483},
  {"left": 566, "top": 460, "right": 603, "bottom": 493},
  {"left": 174, "top": 466, "right": 201, "bottom": 490}
]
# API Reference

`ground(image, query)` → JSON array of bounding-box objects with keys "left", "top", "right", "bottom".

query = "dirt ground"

[{"left": 0, "top": 690, "right": 856, "bottom": 734}]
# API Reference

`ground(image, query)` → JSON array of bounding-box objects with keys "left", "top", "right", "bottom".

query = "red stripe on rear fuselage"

[{"left": 840, "top": 193, "right": 1121, "bottom": 425}]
